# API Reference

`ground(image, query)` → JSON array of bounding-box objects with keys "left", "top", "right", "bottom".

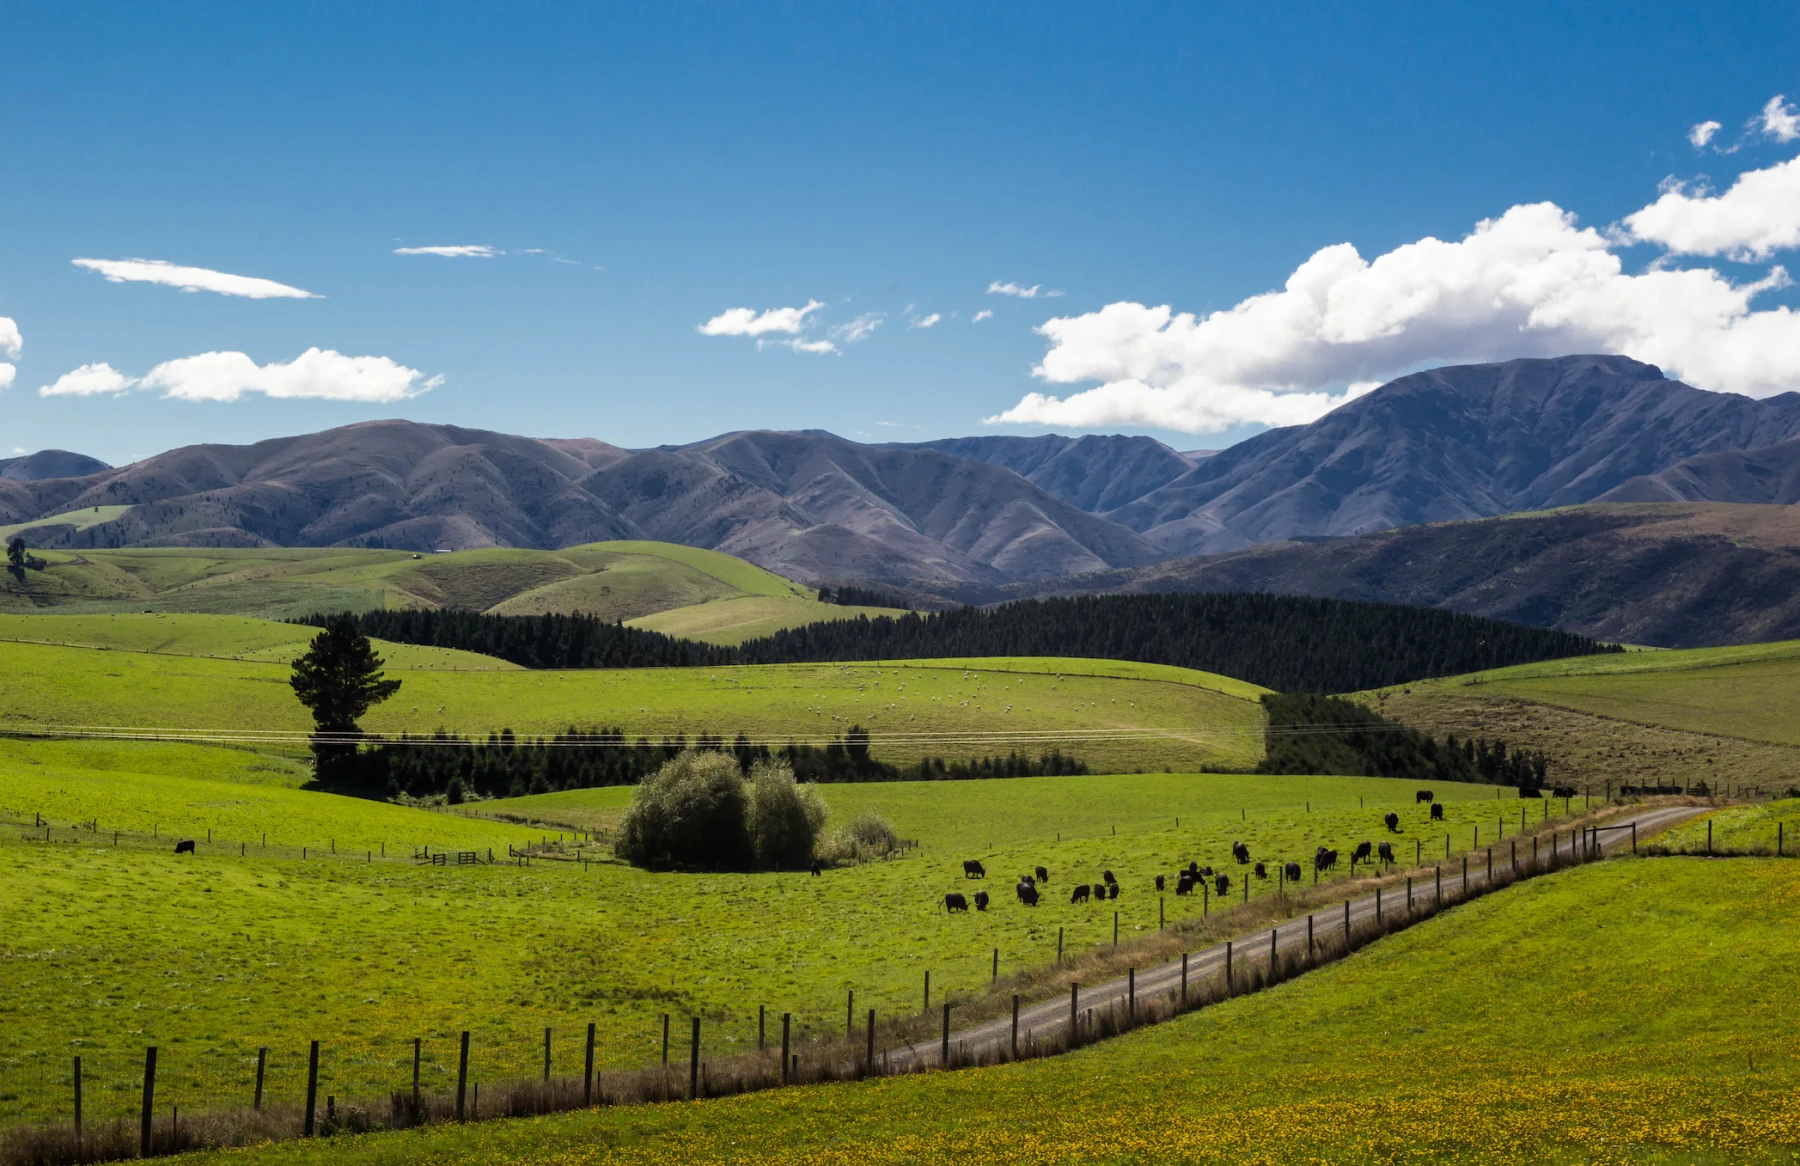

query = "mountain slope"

[
  {"left": 1597, "top": 437, "right": 1800, "bottom": 504},
  {"left": 1106, "top": 355, "right": 1800, "bottom": 554},
  {"left": 1077, "top": 502, "right": 1800, "bottom": 648},
  {"left": 897, "top": 434, "right": 1195, "bottom": 511},
  {"left": 0, "top": 450, "right": 109, "bottom": 482}
]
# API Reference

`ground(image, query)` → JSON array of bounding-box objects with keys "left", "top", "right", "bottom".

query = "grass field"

[
  {"left": 0, "top": 541, "right": 905, "bottom": 640},
  {"left": 0, "top": 635, "right": 1264, "bottom": 772},
  {"left": 89, "top": 857, "right": 1800, "bottom": 1166},
  {"left": 0, "top": 504, "right": 133, "bottom": 541},
  {"left": 1657, "top": 797, "right": 1800, "bottom": 853},
  {"left": 1364, "top": 639, "right": 1800, "bottom": 793},
  {"left": 0, "top": 763, "right": 1565, "bottom": 1128}
]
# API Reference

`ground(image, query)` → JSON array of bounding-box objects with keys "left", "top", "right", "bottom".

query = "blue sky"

[{"left": 2, "top": 1, "right": 1798, "bottom": 466}]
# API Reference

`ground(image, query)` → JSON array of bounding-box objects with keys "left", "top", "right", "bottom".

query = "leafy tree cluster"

[
  {"left": 733, "top": 594, "right": 1619, "bottom": 693},
  {"left": 5, "top": 537, "right": 47, "bottom": 582},
  {"left": 321, "top": 724, "right": 1090, "bottom": 801},
  {"left": 293, "top": 609, "right": 734, "bottom": 669},
  {"left": 300, "top": 592, "right": 1617, "bottom": 693},
  {"left": 1256, "top": 693, "right": 1550, "bottom": 789},
  {"left": 817, "top": 584, "right": 908, "bottom": 609}
]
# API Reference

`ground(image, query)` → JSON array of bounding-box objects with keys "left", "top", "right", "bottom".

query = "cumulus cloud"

[
  {"left": 39, "top": 363, "right": 137, "bottom": 397},
  {"left": 911, "top": 312, "right": 942, "bottom": 329},
  {"left": 72, "top": 258, "right": 319, "bottom": 299},
  {"left": 0, "top": 365, "right": 13, "bottom": 391},
  {"left": 393, "top": 245, "right": 502, "bottom": 258},
  {"left": 988, "top": 280, "right": 1049, "bottom": 298},
  {"left": 972, "top": 309, "right": 994, "bottom": 323},
  {"left": 831, "top": 312, "right": 885, "bottom": 343},
  {"left": 987, "top": 162, "right": 1800, "bottom": 434},
  {"left": 1761, "top": 95, "right": 1800, "bottom": 142},
  {"left": 1623, "top": 156, "right": 1800, "bottom": 260},
  {"left": 698, "top": 300, "right": 825, "bottom": 337},
  {"left": 1689, "top": 120, "right": 1723, "bottom": 149},
  {"left": 139, "top": 348, "right": 440, "bottom": 402},
  {"left": 758, "top": 337, "right": 838, "bottom": 355},
  {"left": 0, "top": 317, "right": 19, "bottom": 359}
]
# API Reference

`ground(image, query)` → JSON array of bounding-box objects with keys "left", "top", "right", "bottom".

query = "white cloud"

[
  {"left": 138, "top": 348, "right": 440, "bottom": 402},
  {"left": 911, "top": 312, "right": 942, "bottom": 329},
  {"left": 393, "top": 245, "right": 502, "bottom": 258},
  {"left": 0, "top": 365, "right": 14, "bottom": 391},
  {"left": 698, "top": 300, "right": 825, "bottom": 337},
  {"left": 1761, "top": 95, "right": 1800, "bottom": 142},
  {"left": 988, "top": 281, "right": 1043, "bottom": 298},
  {"left": 72, "top": 258, "right": 319, "bottom": 299},
  {"left": 1623, "top": 155, "right": 1800, "bottom": 260},
  {"left": 1689, "top": 120, "right": 1722, "bottom": 148},
  {"left": 0, "top": 317, "right": 19, "bottom": 359},
  {"left": 39, "top": 363, "right": 136, "bottom": 397},
  {"left": 987, "top": 170, "right": 1800, "bottom": 434},
  {"left": 972, "top": 309, "right": 994, "bottom": 323},
  {"left": 831, "top": 312, "right": 885, "bottom": 343},
  {"left": 757, "top": 337, "right": 838, "bottom": 355}
]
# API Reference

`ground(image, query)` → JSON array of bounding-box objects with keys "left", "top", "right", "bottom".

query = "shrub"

[
  {"left": 747, "top": 759, "right": 828, "bottom": 869},
  {"left": 818, "top": 810, "right": 899, "bottom": 865},
  {"left": 615, "top": 751, "right": 754, "bottom": 871}
]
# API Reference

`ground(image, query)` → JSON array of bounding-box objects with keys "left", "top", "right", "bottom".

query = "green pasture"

[
  {"left": 1658, "top": 797, "right": 1800, "bottom": 853},
  {"left": 0, "top": 504, "right": 133, "bottom": 540},
  {"left": 627, "top": 594, "right": 899, "bottom": 645},
  {"left": 0, "top": 613, "right": 515, "bottom": 670},
  {"left": 0, "top": 639, "right": 1262, "bottom": 772},
  {"left": 103, "top": 858, "right": 1800, "bottom": 1166},
  {"left": 1365, "top": 637, "right": 1800, "bottom": 746},
  {"left": 0, "top": 759, "right": 1575, "bottom": 1127}
]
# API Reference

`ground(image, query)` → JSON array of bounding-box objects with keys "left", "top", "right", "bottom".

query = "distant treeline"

[
  {"left": 294, "top": 609, "right": 734, "bottom": 669},
  {"left": 324, "top": 725, "right": 1087, "bottom": 801},
  {"left": 818, "top": 584, "right": 908, "bottom": 609},
  {"left": 301, "top": 591, "right": 1617, "bottom": 692},
  {"left": 1257, "top": 693, "right": 1551, "bottom": 788}
]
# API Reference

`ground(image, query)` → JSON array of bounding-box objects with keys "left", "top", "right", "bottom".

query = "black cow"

[
  {"left": 1035, "top": 865, "right": 1049, "bottom": 884},
  {"left": 1284, "top": 861, "right": 1302, "bottom": 882},
  {"left": 1429, "top": 803, "right": 1444, "bottom": 821},
  {"left": 1552, "top": 785, "right": 1576, "bottom": 799},
  {"left": 1071, "top": 884, "right": 1091, "bottom": 904},
  {"left": 809, "top": 860, "right": 822, "bottom": 876},
  {"left": 1314, "top": 846, "right": 1338, "bottom": 872},
  {"left": 174, "top": 839, "right": 196, "bottom": 855},
  {"left": 1199, "top": 865, "right": 1214, "bottom": 877},
  {"left": 963, "top": 859, "right": 987, "bottom": 878},
  {"left": 1102, "top": 869, "right": 1117, "bottom": 885},
  {"left": 1352, "top": 840, "right": 1373, "bottom": 863},
  {"left": 1519, "top": 787, "right": 1542, "bottom": 798},
  {"left": 1016, "top": 880, "right": 1040, "bottom": 906},
  {"left": 1091, "top": 882, "right": 1107, "bottom": 901},
  {"left": 945, "top": 893, "right": 970, "bottom": 912},
  {"left": 1416, "top": 789, "right": 1434, "bottom": 804},
  {"left": 1154, "top": 874, "right": 1165, "bottom": 891},
  {"left": 1186, "top": 861, "right": 1200, "bottom": 875},
  {"left": 1384, "top": 812, "right": 1400, "bottom": 832},
  {"left": 1107, "top": 882, "right": 1120, "bottom": 900},
  {"left": 974, "top": 890, "right": 990, "bottom": 911},
  {"left": 1253, "top": 861, "right": 1267, "bottom": 880},
  {"left": 1174, "top": 874, "right": 1194, "bottom": 896},
  {"left": 1377, "top": 841, "right": 1394, "bottom": 864},
  {"left": 1231, "top": 840, "right": 1250, "bottom": 865},
  {"left": 1214, "top": 873, "right": 1230, "bottom": 896}
]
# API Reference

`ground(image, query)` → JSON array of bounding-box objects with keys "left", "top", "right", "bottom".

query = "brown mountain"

[{"left": 1050, "top": 502, "right": 1800, "bottom": 648}]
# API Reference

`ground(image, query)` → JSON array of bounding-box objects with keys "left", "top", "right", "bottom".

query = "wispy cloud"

[
  {"left": 1761, "top": 95, "right": 1800, "bottom": 142},
  {"left": 699, "top": 300, "right": 825, "bottom": 337},
  {"left": 39, "top": 363, "right": 136, "bottom": 397},
  {"left": 988, "top": 280, "right": 1043, "bottom": 298},
  {"left": 910, "top": 312, "right": 941, "bottom": 329},
  {"left": 831, "top": 312, "right": 885, "bottom": 343},
  {"left": 972, "top": 309, "right": 994, "bottom": 323},
  {"left": 1689, "top": 120, "right": 1722, "bottom": 148},
  {"left": 393, "top": 245, "right": 503, "bottom": 258},
  {"left": 72, "top": 258, "right": 319, "bottom": 299}
]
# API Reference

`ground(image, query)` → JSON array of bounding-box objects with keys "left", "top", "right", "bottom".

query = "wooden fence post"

[
  {"left": 1307, "top": 914, "right": 1314, "bottom": 958},
  {"left": 923, "top": 970, "right": 930, "bottom": 1014},
  {"left": 1343, "top": 899, "right": 1349, "bottom": 943},
  {"left": 866, "top": 1008, "right": 876, "bottom": 1077},
  {"left": 940, "top": 1002, "right": 950, "bottom": 1067},
  {"left": 543, "top": 1027, "right": 551, "bottom": 1083},
  {"left": 1057, "top": 926, "right": 1063, "bottom": 964},
  {"left": 992, "top": 947, "right": 998, "bottom": 983},
  {"left": 1181, "top": 952, "right": 1189, "bottom": 1002},
  {"left": 847, "top": 989, "right": 854, "bottom": 1040},
  {"left": 139, "top": 1047, "right": 156, "bottom": 1158},
  {"left": 1376, "top": 887, "right": 1382, "bottom": 924},
  {"left": 255, "top": 1046, "right": 267, "bottom": 1110},
  {"left": 689, "top": 1017, "right": 700, "bottom": 1100},
  {"left": 758, "top": 1004, "right": 766, "bottom": 1050},
  {"left": 1069, "top": 982, "right": 1079, "bottom": 1046},
  {"left": 1113, "top": 911, "right": 1119, "bottom": 946},
  {"left": 661, "top": 1015, "right": 669, "bottom": 1066},
  {"left": 1225, "top": 940, "right": 1233, "bottom": 990},
  {"left": 412, "top": 1038, "right": 421, "bottom": 1106},
  {"left": 1128, "top": 967, "right": 1135, "bottom": 1018},
  {"left": 73, "top": 1055, "right": 81, "bottom": 1137},
  {"left": 304, "top": 1040, "right": 320, "bottom": 1137},
  {"left": 1010, "top": 995, "right": 1020, "bottom": 1059},
  {"left": 456, "top": 1031, "right": 469, "bottom": 1121},
  {"left": 780, "top": 1014, "right": 791, "bottom": 1084},
  {"left": 583, "top": 1023, "right": 595, "bottom": 1105}
]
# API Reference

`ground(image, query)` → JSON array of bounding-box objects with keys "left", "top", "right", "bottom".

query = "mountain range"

[{"left": 5, "top": 353, "right": 1800, "bottom": 643}]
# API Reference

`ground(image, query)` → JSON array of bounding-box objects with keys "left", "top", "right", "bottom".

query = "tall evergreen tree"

[{"left": 289, "top": 616, "right": 402, "bottom": 780}]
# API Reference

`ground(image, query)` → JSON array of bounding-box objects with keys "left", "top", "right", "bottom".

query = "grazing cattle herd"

[{"left": 926, "top": 798, "right": 1502, "bottom": 913}]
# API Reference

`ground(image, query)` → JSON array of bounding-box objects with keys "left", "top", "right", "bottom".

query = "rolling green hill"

[
  {"left": 0, "top": 541, "right": 904, "bottom": 642},
  {"left": 1361, "top": 639, "right": 1800, "bottom": 793}
]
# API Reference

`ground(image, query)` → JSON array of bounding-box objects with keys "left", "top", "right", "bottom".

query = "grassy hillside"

[
  {"left": 79, "top": 857, "right": 1797, "bottom": 1165},
  {"left": 1362, "top": 638, "right": 1800, "bottom": 792},
  {"left": 0, "top": 542, "right": 904, "bottom": 641},
  {"left": 0, "top": 637, "right": 1265, "bottom": 772},
  {"left": 0, "top": 503, "right": 132, "bottom": 541},
  {"left": 0, "top": 761, "right": 1566, "bottom": 1128},
  {"left": 0, "top": 612, "right": 518, "bottom": 669}
]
